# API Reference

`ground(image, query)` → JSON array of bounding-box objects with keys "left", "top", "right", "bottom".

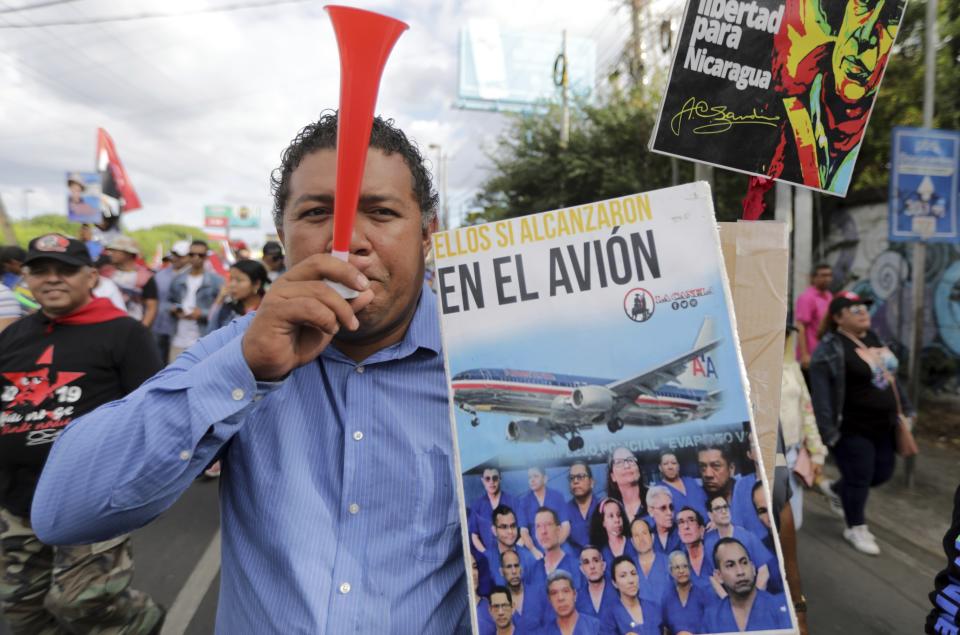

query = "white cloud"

[{"left": 0, "top": 0, "right": 634, "bottom": 243}]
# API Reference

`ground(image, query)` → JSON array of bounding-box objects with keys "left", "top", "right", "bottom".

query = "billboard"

[
  {"left": 457, "top": 20, "right": 596, "bottom": 112},
  {"left": 203, "top": 204, "right": 260, "bottom": 229}
]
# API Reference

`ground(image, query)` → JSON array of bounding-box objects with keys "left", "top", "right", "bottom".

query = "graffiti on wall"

[{"left": 821, "top": 203, "right": 960, "bottom": 394}]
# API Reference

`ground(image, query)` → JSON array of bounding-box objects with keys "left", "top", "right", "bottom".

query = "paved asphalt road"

[{"left": 0, "top": 477, "right": 948, "bottom": 634}]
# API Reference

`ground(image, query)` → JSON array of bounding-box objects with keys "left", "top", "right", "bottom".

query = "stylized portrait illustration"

[{"left": 765, "top": 0, "right": 905, "bottom": 194}]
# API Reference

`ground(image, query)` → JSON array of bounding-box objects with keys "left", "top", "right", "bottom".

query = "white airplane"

[{"left": 451, "top": 318, "right": 723, "bottom": 451}]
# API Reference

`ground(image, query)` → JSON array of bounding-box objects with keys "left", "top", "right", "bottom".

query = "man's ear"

[{"left": 422, "top": 214, "right": 438, "bottom": 255}]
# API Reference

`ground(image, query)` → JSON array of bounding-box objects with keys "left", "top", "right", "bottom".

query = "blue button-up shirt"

[{"left": 32, "top": 287, "right": 470, "bottom": 634}]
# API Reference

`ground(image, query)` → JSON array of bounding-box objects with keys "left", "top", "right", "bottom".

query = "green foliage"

[
  {"left": 474, "top": 87, "right": 759, "bottom": 223},
  {"left": 9, "top": 215, "right": 207, "bottom": 264}
]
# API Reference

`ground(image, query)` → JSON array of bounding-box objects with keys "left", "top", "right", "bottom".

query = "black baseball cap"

[
  {"left": 828, "top": 290, "right": 873, "bottom": 316},
  {"left": 262, "top": 241, "right": 284, "bottom": 257},
  {"left": 24, "top": 233, "right": 93, "bottom": 267}
]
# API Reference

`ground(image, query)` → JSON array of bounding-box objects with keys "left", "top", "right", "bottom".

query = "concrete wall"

[{"left": 820, "top": 202, "right": 960, "bottom": 395}]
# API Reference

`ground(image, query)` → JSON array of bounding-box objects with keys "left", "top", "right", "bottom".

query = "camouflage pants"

[{"left": 0, "top": 508, "right": 164, "bottom": 635}]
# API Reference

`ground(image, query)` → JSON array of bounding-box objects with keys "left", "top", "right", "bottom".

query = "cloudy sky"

[{"left": 0, "top": 0, "right": 679, "bottom": 246}]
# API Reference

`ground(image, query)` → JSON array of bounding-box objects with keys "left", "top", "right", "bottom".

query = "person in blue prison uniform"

[
  {"left": 627, "top": 517, "right": 672, "bottom": 604},
  {"left": 750, "top": 482, "right": 785, "bottom": 597},
  {"left": 658, "top": 451, "right": 709, "bottom": 520},
  {"left": 500, "top": 549, "right": 548, "bottom": 633},
  {"left": 600, "top": 555, "right": 665, "bottom": 635},
  {"left": 703, "top": 494, "right": 772, "bottom": 591},
  {"left": 660, "top": 550, "right": 717, "bottom": 635},
  {"left": 473, "top": 556, "right": 497, "bottom": 635},
  {"left": 471, "top": 467, "right": 520, "bottom": 556},
  {"left": 575, "top": 546, "right": 619, "bottom": 620},
  {"left": 703, "top": 538, "right": 792, "bottom": 632},
  {"left": 528, "top": 507, "right": 585, "bottom": 593},
  {"left": 677, "top": 507, "right": 723, "bottom": 598},
  {"left": 565, "top": 461, "right": 599, "bottom": 555},
  {"left": 538, "top": 570, "right": 600, "bottom": 635},
  {"left": 487, "top": 505, "right": 539, "bottom": 587},
  {"left": 590, "top": 498, "right": 637, "bottom": 580},
  {"left": 481, "top": 586, "right": 518, "bottom": 635},
  {"left": 646, "top": 485, "right": 682, "bottom": 556},
  {"left": 697, "top": 443, "right": 769, "bottom": 546},
  {"left": 518, "top": 467, "right": 571, "bottom": 557}
]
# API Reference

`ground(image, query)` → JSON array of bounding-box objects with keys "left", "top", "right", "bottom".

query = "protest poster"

[
  {"left": 649, "top": 0, "right": 907, "bottom": 197},
  {"left": 435, "top": 183, "right": 797, "bottom": 634},
  {"left": 65, "top": 171, "right": 101, "bottom": 223}
]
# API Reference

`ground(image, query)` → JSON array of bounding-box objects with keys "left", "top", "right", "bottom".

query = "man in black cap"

[
  {"left": 0, "top": 233, "right": 164, "bottom": 633},
  {"left": 261, "top": 240, "right": 286, "bottom": 282}
]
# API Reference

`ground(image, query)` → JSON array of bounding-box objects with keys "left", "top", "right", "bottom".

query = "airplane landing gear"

[
  {"left": 470, "top": 417, "right": 480, "bottom": 427},
  {"left": 459, "top": 404, "right": 480, "bottom": 427},
  {"left": 607, "top": 418, "right": 624, "bottom": 433},
  {"left": 567, "top": 436, "right": 585, "bottom": 451}
]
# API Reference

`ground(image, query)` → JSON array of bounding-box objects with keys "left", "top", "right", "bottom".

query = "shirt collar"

[{"left": 323, "top": 283, "right": 441, "bottom": 364}]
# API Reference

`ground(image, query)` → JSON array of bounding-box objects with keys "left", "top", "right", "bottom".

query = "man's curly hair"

[{"left": 270, "top": 111, "right": 439, "bottom": 230}]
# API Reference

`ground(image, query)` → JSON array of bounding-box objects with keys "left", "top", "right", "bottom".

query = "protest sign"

[
  {"left": 65, "top": 172, "right": 101, "bottom": 223},
  {"left": 436, "top": 183, "right": 797, "bottom": 634},
  {"left": 650, "top": 0, "right": 906, "bottom": 196}
]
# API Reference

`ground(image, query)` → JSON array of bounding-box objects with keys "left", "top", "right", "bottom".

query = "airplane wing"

[{"left": 606, "top": 317, "right": 721, "bottom": 402}]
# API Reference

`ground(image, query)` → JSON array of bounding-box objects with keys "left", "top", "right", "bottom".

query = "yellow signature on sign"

[{"left": 670, "top": 96, "right": 779, "bottom": 135}]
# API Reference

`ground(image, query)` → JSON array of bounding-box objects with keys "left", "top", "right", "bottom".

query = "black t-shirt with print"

[
  {"left": 0, "top": 310, "right": 162, "bottom": 516},
  {"left": 840, "top": 331, "right": 898, "bottom": 436}
]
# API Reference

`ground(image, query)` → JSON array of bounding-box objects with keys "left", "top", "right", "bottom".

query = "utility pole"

[
  {"left": 428, "top": 143, "right": 449, "bottom": 229},
  {"left": 557, "top": 30, "right": 570, "bottom": 149},
  {"left": 630, "top": 0, "right": 644, "bottom": 84},
  {"left": 909, "top": 0, "right": 938, "bottom": 405}
]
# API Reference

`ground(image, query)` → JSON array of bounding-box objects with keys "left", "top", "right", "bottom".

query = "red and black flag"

[{"left": 96, "top": 128, "right": 141, "bottom": 214}]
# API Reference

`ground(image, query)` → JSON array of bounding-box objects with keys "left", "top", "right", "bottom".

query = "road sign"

[
  {"left": 889, "top": 127, "right": 960, "bottom": 243},
  {"left": 204, "top": 205, "right": 230, "bottom": 228}
]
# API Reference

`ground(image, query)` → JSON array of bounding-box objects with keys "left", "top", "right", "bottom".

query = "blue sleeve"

[{"left": 31, "top": 317, "right": 283, "bottom": 544}]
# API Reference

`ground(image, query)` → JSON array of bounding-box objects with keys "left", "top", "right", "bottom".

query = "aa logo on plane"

[
  {"left": 690, "top": 353, "right": 718, "bottom": 379},
  {"left": 623, "top": 288, "right": 655, "bottom": 323}
]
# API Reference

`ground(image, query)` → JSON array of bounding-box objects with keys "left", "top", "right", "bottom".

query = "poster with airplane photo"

[{"left": 435, "top": 182, "right": 797, "bottom": 635}]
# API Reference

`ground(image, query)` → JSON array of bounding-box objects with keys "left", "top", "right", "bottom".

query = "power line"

[
  {"left": 0, "top": 0, "right": 82, "bottom": 14},
  {"left": 0, "top": 0, "right": 315, "bottom": 28}
]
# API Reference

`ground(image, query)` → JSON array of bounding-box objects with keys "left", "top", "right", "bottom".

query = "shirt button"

[
  {"left": 179, "top": 450, "right": 190, "bottom": 461},
  {"left": 349, "top": 503, "right": 360, "bottom": 514},
  {"left": 355, "top": 365, "right": 365, "bottom": 374},
  {"left": 231, "top": 388, "right": 245, "bottom": 401},
  {"left": 352, "top": 431, "right": 364, "bottom": 441},
  {"left": 339, "top": 582, "right": 351, "bottom": 594}
]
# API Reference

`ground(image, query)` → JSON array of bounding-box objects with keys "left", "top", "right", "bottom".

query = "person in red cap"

[
  {"left": 808, "top": 291, "right": 913, "bottom": 556},
  {"left": 0, "top": 233, "right": 164, "bottom": 633}
]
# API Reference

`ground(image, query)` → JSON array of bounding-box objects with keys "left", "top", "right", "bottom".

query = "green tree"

[{"left": 11, "top": 215, "right": 208, "bottom": 265}]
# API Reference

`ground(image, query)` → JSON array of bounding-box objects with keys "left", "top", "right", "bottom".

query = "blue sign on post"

[{"left": 889, "top": 127, "right": 960, "bottom": 243}]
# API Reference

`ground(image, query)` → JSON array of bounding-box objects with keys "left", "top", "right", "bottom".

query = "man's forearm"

[{"left": 32, "top": 322, "right": 275, "bottom": 544}]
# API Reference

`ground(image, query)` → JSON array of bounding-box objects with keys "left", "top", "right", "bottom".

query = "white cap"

[{"left": 170, "top": 240, "right": 190, "bottom": 257}]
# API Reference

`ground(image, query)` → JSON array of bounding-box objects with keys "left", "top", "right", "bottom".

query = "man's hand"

[
  {"left": 800, "top": 352, "right": 811, "bottom": 369},
  {"left": 241, "top": 255, "right": 373, "bottom": 381}
]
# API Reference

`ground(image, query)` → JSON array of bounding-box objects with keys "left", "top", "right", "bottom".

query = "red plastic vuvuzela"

[{"left": 325, "top": 5, "right": 408, "bottom": 295}]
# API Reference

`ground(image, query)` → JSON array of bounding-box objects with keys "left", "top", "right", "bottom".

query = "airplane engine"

[
  {"left": 570, "top": 386, "right": 615, "bottom": 413},
  {"left": 506, "top": 419, "right": 551, "bottom": 442}
]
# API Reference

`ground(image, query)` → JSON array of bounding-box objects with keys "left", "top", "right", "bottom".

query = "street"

[{"left": 0, "top": 446, "right": 953, "bottom": 635}]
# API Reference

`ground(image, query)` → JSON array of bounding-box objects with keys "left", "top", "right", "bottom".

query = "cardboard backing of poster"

[
  {"left": 649, "top": 0, "right": 907, "bottom": 197},
  {"left": 435, "top": 183, "right": 797, "bottom": 634}
]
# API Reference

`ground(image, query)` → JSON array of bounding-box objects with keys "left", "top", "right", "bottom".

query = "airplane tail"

[
  {"left": 693, "top": 317, "right": 716, "bottom": 351},
  {"left": 676, "top": 317, "right": 721, "bottom": 391}
]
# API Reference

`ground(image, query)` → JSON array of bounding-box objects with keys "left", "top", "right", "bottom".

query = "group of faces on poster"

[{"left": 467, "top": 444, "right": 793, "bottom": 634}]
